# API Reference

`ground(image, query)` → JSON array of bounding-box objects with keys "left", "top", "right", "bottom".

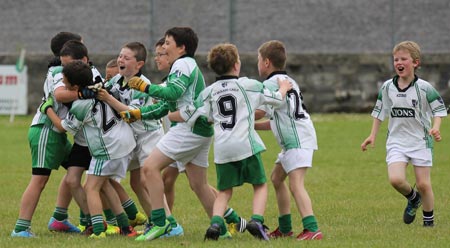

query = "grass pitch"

[{"left": 1, "top": 114, "right": 450, "bottom": 247}]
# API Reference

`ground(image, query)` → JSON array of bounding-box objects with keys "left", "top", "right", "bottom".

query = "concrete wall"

[{"left": 1, "top": 0, "right": 450, "bottom": 113}]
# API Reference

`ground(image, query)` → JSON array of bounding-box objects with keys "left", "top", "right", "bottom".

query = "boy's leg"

[
  {"left": 128, "top": 169, "right": 150, "bottom": 225},
  {"left": 269, "top": 164, "right": 293, "bottom": 237},
  {"left": 85, "top": 175, "right": 108, "bottom": 235},
  {"left": 162, "top": 166, "right": 179, "bottom": 211},
  {"left": 13, "top": 174, "right": 50, "bottom": 235},
  {"left": 110, "top": 178, "right": 145, "bottom": 226},
  {"left": 185, "top": 163, "right": 216, "bottom": 218},
  {"left": 414, "top": 166, "right": 434, "bottom": 226},
  {"left": 205, "top": 189, "right": 232, "bottom": 240},
  {"left": 246, "top": 183, "right": 269, "bottom": 241}
]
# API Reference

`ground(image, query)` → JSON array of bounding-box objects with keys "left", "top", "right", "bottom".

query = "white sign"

[{"left": 0, "top": 65, "right": 28, "bottom": 115}]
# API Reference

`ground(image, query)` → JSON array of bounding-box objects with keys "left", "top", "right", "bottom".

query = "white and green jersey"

[
  {"left": 54, "top": 65, "right": 103, "bottom": 146},
  {"left": 179, "top": 76, "right": 284, "bottom": 163},
  {"left": 372, "top": 75, "right": 447, "bottom": 151},
  {"left": 105, "top": 73, "right": 161, "bottom": 135},
  {"left": 143, "top": 56, "right": 213, "bottom": 137},
  {"left": 31, "top": 66, "right": 68, "bottom": 132},
  {"left": 61, "top": 99, "right": 136, "bottom": 160},
  {"left": 259, "top": 72, "right": 318, "bottom": 151}
]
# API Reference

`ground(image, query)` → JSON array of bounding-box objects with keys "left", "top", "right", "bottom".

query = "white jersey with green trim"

[
  {"left": 54, "top": 65, "right": 104, "bottom": 146},
  {"left": 106, "top": 73, "right": 161, "bottom": 135},
  {"left": 61, "top": 99, "right": 136, "bottom": 160},
  {"left": 371, "top": 76, "right": 447, "bottom": 151},
  {"left": 179, "top": 76, "right": 284, "bottom": 163},
  {"left": 31, "top": 66, "right": 68, "bottom": 132},
  {"left": 259, "top": 72, "right": 318, "bottom": 151}
]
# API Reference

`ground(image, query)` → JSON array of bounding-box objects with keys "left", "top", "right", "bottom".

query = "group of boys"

[{"left": 11, "top": 27, "right": 322, "bottom": 242}]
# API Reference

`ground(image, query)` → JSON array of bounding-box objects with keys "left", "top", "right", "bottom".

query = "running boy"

[
  {"left": 254, "top": 40, "right": 322, "bottom": 240},
  {"left": 361, "top": 41, "right": 446, "bottom": 227},
  {"left": 170, "top": 43, "right": 292, "bottom": 240}
]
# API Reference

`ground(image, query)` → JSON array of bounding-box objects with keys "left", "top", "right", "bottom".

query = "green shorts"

[
  {"left": 215, "top": 153, "right": 267, "bottom": 191},
  {"left": 28, "top": 125, "right": 72, "bottom": 170}
]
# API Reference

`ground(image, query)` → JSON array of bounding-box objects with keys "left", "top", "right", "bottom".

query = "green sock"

[
  {"left": 279, "top": 214, "right": 292, "bottom": 234},
  {"left": 79, "top": 210, "right": 89, "bottom": 226},
  {"left": 302, "top": 215, "right": 319, "bottom": 232},
  {"left": 91, "top": 215, "right": 105, "bottom": 235},
  {"left": 116, "top": 212, "right": 129, "bottom": 228},
  {"left": 14, "top": 219, "right": 31, "bottom": 232},
  {"left": 122, "top": 198, "right": 138, "bottom": 220},
  {"left": 167, "top": 215, "right": 178, "bottom": 228},
  {"left": 52, "top": 207, "right": 68, "bottom": 221},
  {"left": 151, "top": 208, "right": 166, "bottom": 227},
  {"left": 103, "top": 209, "right": 117, "bottom": 225},
  {"left": 251, "top": 214, "right": 264, "bottom": 224},
  {"left": 223, "top": 208, "right": 240, "bottom": 224},
  {"left": 211, "top": 215, "right": 227, "bottom": 235}
]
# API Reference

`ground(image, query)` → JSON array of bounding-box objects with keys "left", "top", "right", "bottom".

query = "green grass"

[{"left": 1, "top": 114, "right": 450, "bottom": 247}]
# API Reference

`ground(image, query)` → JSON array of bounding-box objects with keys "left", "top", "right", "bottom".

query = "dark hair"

[
  {"left": 123, "top": 41, "right": 147, "bottom": 62},
  {"left": 165, "top": 27, "right": 198, "bottom": 57},
  {"left": 155, "top": 37, "right": 165, "bottom": 48},
  {"left": 62, "top": 60, "right": 92, "bottom": 88},
  {"left": 50, "top": 32, "right": 82, "bottom": 56},
  {"left": 60, "top": 40, "right": 88, "bottom": 60}
]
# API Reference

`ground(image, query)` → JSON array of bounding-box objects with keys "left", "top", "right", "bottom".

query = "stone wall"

[{"left": 2, "top": 53, "right": 450, "bottom": 114}]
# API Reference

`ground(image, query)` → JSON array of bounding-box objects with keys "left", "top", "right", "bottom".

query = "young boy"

[
  {"left": 45, "top": 60, "right": 138, "bottom": 238},
  {"left": 254, "top": 40, "right": 322, "bottom": 240},
  {"left": 124, "top": 26, "right": 217, "bottom": 241},
  {"left": 97, "top": 41, "right": 182, "bottom": 236},
  {"left": 105, "top": 59, "right": 119, "bottom": 82},
  {"left": 361, "top": 41, "right": 446, "bottom": 227},
  {"left": 11, "top": 32, "right": 81, "bottom": 238},
  {"left": 169, "top": 43, "right": 292, "bottom": 240}
]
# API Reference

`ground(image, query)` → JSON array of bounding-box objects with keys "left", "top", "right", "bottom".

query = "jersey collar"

[
  {"left": 266, "top": 71, "right": 287, "bottom": 80},
  {"left": 118, "top": 71, "right": 143, "bottom": 90},
  {"left": 392, "top": 74, "right": 418, "bottom": 92},
  {"left": 216, "top": 75, "right": 238, "bottom": 81}
]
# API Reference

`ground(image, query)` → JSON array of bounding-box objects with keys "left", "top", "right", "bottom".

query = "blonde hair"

[
  {"left": 258, "top": 40, "right": 286, "bottom": 70},
  {"left": 207, "top": 43, "right": 239, "bottom": 75},
  {"left": 393, "top": 41, "right": 421, "bottom": 65}
]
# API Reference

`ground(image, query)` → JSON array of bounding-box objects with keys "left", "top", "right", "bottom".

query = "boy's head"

[
  {"left": 392, "top": 41, "right": 421, "bottom": 72},
  {"left": 62, "top": 60, "right": 93, "bottom": 90},
  {"left": 105, "top": 59, "right": 119, "bottom": 81},
  {"left": 154, "top": 37, "right": 169, "bottom": 72},
  {"left": 257, "top": 40, "right": 287, "bottom": 78},
  {"left": 59, "top": 40, "right": 89, "bottom": 66},
  {"left": 164, "top": 27, "right": 198, "bottom": 60},
  {"left": 50, "top": 32, "right": 82, "bottom": 56},
  {"left": 207, "top": 43, "right": 240, "bottom": 76},
  {"left": 117, "top": 41, "right": 146, "bottom": 78}
]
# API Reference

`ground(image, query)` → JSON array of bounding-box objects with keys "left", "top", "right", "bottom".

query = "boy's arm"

[
  {"left": 168, "top": 110, "right": 184, "bottom": 122},
  {"left": 128, "top": 76, "right": 185, "bottom": 101},
  {"left": 255, "top": 119, "right": 271, "bottom": 130},
  {"left": 120, "top": 100, "right": 170, "bottom": 123},
  {"left": 46, "top": 108, "right": 66, "bottom": 133},
  {"left": 54, "top": 86, "right": 78, "bottom": 103},
  {"left": 361, "top": 117, "right": 382, "bottom": 151},
  {"left": 97, "top": 89, "right": 129, "bottom": 112},
  {"left": 429, "top": 116, "right": 442, "bottom": 142}
]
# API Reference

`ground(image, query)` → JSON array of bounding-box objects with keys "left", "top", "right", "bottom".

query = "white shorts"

[
  {"left": 386, "top": 148, "right": 432, "bottom": 167},
  {"left": 88, "top": 155, "right": 131, "bottom": 181},
  {"left": 275, "top": 148, "right": 314, "bottom": 174},
  {"left": 157, "top": 124, "right": 212, "bottom": 167},
  {"left": 168, "top": 161, "right": 186, "bottom": 173},
  {"left": 129, "top": 129, "right": 164, "bottom": 171}
]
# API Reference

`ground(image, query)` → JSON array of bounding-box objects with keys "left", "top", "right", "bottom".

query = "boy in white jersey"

[
  {"left": 123, "top": 27, "right": 217, "bottom": 241},
  {"left": 45, "top": 60, "right": 138, "bottom": 238},
  {"left": 361, "top": 41, "right": 446, "bottom": 227},
  {"left": 98, "top": 41, "right": 183, "bottom": 236},
  {"left": 11, "top": 32, "right": 81, "bottom": 238},
  {"left": 254, "top": 40, "right": 322, "bottom": 240},
  {"left": 170, "top": 43, "right": 292, "bottom": 241}
]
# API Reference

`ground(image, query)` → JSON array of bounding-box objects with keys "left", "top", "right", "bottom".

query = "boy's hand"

[
  {"left": 429, "top": 128, "right": 442, "bottom": 142},
  {"left": 120, "top": 109, "right": 141, "bottom": 123},
  {"left": 128, "top": 77, "right": 149, "bottom": 92},
  {"left": 78, "top": 87, "right": 97, "bottom": 99},
  {"left": 39, "top": 96, "right": 54, "bottom": 114},
  {"left": 277, "top": 78, "right": 293, "bottom": 92}
]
